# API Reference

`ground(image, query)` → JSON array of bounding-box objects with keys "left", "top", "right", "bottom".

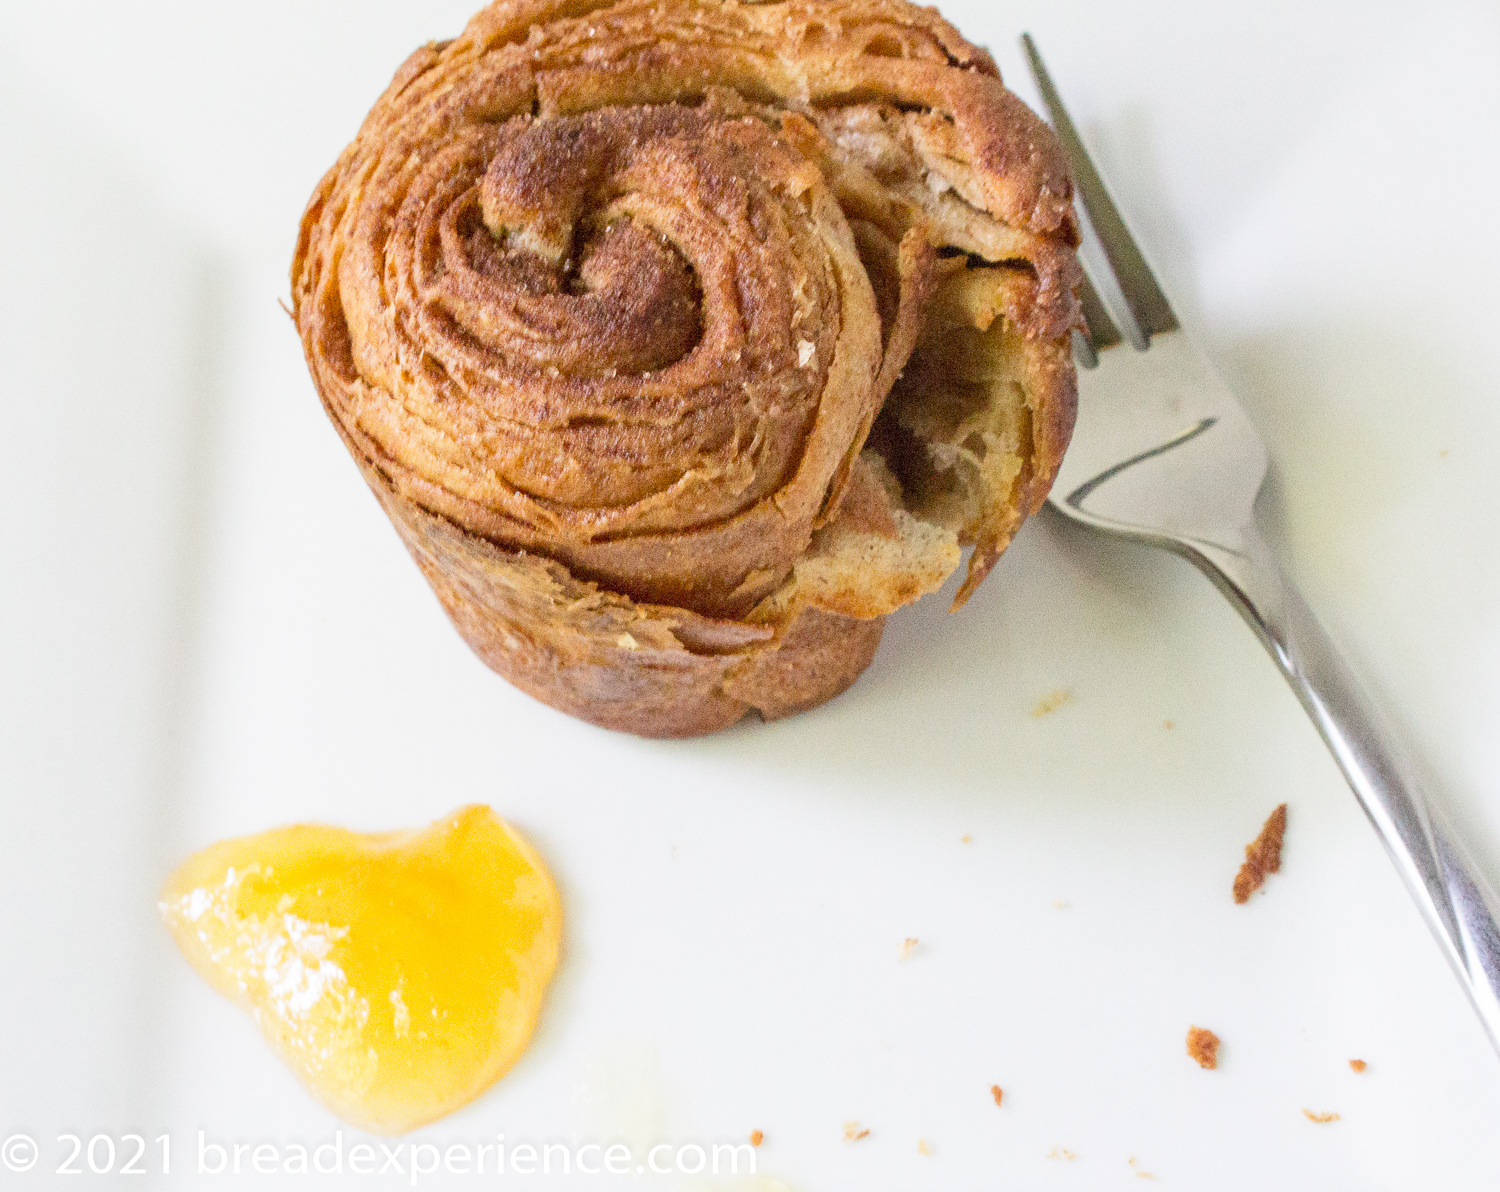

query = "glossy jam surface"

[{"left": 159, "top": 804, "right": 561, "bottom": 1134}]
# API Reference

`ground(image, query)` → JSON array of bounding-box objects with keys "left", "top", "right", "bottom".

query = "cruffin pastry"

[{"left": 292, "top": 0, "right": 1081, "bottom": 736}]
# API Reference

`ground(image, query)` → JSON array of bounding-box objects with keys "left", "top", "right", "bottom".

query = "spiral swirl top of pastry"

[{"left": 295, "top": 0, "right": 1078, "bottom": 624}]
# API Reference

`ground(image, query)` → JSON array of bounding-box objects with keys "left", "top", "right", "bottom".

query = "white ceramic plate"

[{"left": 4, "top": 2, "right": 1500, "bottom": 1188}]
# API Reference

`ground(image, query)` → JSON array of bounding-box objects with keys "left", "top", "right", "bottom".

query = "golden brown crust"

[{"left": 292, "top": 0, "right": 1079, "bottom": 735}]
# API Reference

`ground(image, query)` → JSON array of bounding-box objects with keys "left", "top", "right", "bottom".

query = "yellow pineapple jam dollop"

[{"left": 159, "top": 804, "right": 561, "bottom": 1134}]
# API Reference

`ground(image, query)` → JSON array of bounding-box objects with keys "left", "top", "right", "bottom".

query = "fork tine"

[
  {"left": 1077, "top": 270, "right": 1122, "bottom": 350},
  {"left": 1021, "top": 34, "right": 1179, "bottom": 341}
]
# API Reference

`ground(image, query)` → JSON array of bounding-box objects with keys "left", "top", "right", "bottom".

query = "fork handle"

[{"left": 1181, "top": 523, "right": 1500, "bottom": 1054}]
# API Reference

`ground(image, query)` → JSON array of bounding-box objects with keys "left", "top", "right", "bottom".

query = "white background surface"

[{"left": 3, "top": 1, "right": 1499, "bottom": 1187}]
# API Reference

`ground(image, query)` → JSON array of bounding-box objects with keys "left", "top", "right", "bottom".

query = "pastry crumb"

[
  {"left": 615, "top": 632, "right": 639, "bottom": 650},
  {"left": 1046, "top": 1147, "right": 1077, "bottom": 1161},
  {"left": 1186, "top": 1026, "right": 1220, "bottom": 1070},
  {"left": 917, "top": 1139, "right": 934, "bottom": 1156},
  {"left": 990, "top": 1084, "right": 1004, "bottom": 1107},
  {"left": 898, "top": 937, "right": 919, "bottom": 961},
  {"left": 749, "top": 1130, "right": 763, "bottom": 1147},
  {"left": 1129, "top": 1156, "right": 1156, "bottom": 1180},
  {"left": 1031, "top": 689, "right": 1072, "bottom": 717},
  {"left": 1163, "top": 719, "right": 1174, "bottom": 729},
  {"left": 842, "top": 1122, "right": 870, "bottom": 1143},
  {"left": 1052, "top": 899, "right": 1069, "bottom": 910},
  {"left": 1233, "top": 803, "right": 1287, "bottom": 903},
  {"left": 1303, "top": 1109, "right": 1340, "bottom": 1124},
  {"left": 1349, "top": 1059, "right": 1367, "bottom": 1073},
  {"left": 961, "top": 834, "right": 972, "bottom": 844}
]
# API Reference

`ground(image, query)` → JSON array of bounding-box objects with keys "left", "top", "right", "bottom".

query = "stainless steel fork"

[{"left": 1022, "top": 34, "right": 1500, "bottom": 1054}]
